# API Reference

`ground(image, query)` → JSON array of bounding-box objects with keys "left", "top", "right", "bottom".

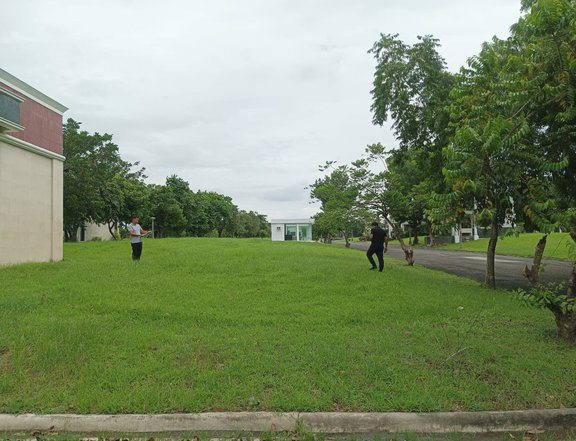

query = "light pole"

[{"left": 150, "top": 216, "right": 156, "bottom": 239}]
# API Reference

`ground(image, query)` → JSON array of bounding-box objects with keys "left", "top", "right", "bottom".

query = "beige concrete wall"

[
  {"left": 0, "top": 140, "right": 63, "bottom": 265},
  {"left": 77, "top": 222, "right": 114, "bottom": 241}
]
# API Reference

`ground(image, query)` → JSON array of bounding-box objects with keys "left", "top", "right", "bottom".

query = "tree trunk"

[
  {"left": 552, "top": 282, "right": 576, "bottom": 340},
  {"left": 107, "top": 220, "right": 118, "bottom": 241},
  {"left": 524, "top": 234, "right": 548, "bottom": 286},
  {"left": 427, "top": 221, "right": 435, "bottom": 246},
  {"left": 383, "top": 215, "right": 414, "bottom": 266},
  {"left": 409, "top": 222, "right": 420, "bottom": 246},
  {"left": 344, "top": 233, "right": 350, "bottom": 248},
  {"left": 64, "top": 225, "right": 79, "bottom": 242},
  {"left": 554, "top": 313, "right": 576, "bottom": 341},
  {"left": 547, "top": 232, "right": 576, "bottom": 341},
  {"left": 485, "top": 218, "right": 499, "bottom": 288}
]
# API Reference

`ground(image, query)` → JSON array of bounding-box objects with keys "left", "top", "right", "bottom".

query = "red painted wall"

[{"left": 0, "top": 81, "right": 63, "bottom": 155}]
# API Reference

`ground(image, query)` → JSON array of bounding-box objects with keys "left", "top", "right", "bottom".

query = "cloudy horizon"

[{"left": 1, "top": 0, "right": 523, "bottom": 220}]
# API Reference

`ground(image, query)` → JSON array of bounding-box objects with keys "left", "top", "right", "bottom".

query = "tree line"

[
  {"left": 310, "top": 0, "right": 576, "bottom": 339},
  {"left": 63, "top": 118, "right": 269, "bottom": 241}
]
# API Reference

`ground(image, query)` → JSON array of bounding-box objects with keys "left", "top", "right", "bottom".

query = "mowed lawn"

[
  {"left": 0, "top": 238, "right": 575, "bottom": 414},
  {"left": 441, "top": 232, "right": 573, "bottom": 261}
]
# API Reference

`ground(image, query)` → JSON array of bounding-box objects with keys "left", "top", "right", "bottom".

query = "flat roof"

[
  {"left": 0, "top": 68, "right": 68, "bottom": 115},
  {"left": 270, "top": 219, "right": 314, "bottom": 224}
]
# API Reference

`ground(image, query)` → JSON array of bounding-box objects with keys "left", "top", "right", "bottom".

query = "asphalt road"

[{"left": 343, "top": 241, "right": 573, "bottom": 290}]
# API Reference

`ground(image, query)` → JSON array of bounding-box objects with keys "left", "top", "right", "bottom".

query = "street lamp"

[{"left": 150, "top": 216, "right": 156, "bottom": 239}]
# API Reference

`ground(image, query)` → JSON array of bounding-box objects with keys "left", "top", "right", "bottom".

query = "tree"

[
  {"left": 62, "top": 118, "right": 144, "bottom": 241},
  {"left": 435, "top": 35, "right": 547, "bottom": 288},
  {"left": 313, "top": 207, "right": 369, "bottom": 247},
  {"left": 165, "top": 175, "right": 198, "bottom": 236},
  {"left": 370, "top": 34, "right": 455, "bottom": 151},
  {"left": 309, "top": 162, "right": 364, "bottom": 246},
  {"left": 369, "top": 34, "right": 455, "bottom": 245},
  {"left": 351, "top": 32, "right": 456, "bottom": 262},
  {"left": 148, "top": 184, "right": 187, "bottom": 237},
  {"left": 121, "top": 178, "right": 152, "bottom": 230},
  {"left": 510, "top": 0, "right": 576, "bottom": 339},
  {"left": 436, "top": 0, "right": 576, "bottom": 291},
  {"left": 233, "top": 211, "right": 269, "bottom": 238},
  {"left": 191, "top": 191, "right": 237, "bottom": 238},
  {"left": 349, "top": 144, "right": 416, "bottom": 264}
]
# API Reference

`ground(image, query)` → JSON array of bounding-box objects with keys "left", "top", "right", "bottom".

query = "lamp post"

[{"left": 150, "top": 216, "right": 156, "bottom": 239}]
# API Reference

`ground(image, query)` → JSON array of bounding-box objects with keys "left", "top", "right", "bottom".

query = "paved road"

[{"left": 342, "top": 241, "right": 573, "bottom": 290}]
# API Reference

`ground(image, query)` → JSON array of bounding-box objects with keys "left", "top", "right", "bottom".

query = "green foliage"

[
  {"left": 367, "top": 34, "right": 455, "bottom": 237},
  {"left": 369, "top": 34, "right": 454, "bottom": 150},
  {"left": 309, "top": 163, "right": 366, "bottom": 243},
  {"left": 313, "top": 206, "right": 369, "bottom": 243},
  {"left": 309, "top": 163, "right": 358, "bottom": 211},
  {"left": 63, "top": 120, "right": 265, "bottom": 240},
  {"left": 512, "top": 0, "right": 576, "bottom": 210},
  {"left": 62, "top": 118, "right": 145, "bottom": 241},
  {"left": 192, "top": 191, "right": 237, "bottom": 237},
  {"left": 516, "top": 282, "right": 576, "bottom": 313},
  {"left": 233, "top": 210, "right": 270, "bottom": 238},
  {"left": 147, "top": 177, "right": 266, "bottom": 239},
  {"left": 148, "top": 183, "right": 187, "bottom": 237}
]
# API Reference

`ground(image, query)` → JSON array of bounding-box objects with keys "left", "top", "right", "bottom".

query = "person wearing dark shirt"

[{"left": 367, "top": 222, "right": 388, "bottom": 272}]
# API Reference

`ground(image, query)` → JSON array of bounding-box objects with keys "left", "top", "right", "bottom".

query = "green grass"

[
  {"left": 441, "top": 232, "right": 573, "bottom": 261},
  {"left": 0, "top": 238, "right": 575, "bottom": 414}
]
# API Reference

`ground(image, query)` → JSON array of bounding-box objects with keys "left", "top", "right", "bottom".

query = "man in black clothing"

[{"left": 367, "top": 222, "right": 388, "bottom": 272}]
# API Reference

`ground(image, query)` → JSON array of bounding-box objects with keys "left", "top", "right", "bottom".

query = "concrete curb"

[{"left": 0, "top": 409, "right": 575, "bottom": 435}]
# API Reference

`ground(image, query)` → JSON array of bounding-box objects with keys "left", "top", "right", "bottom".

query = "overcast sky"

[{"left": 2, "top": 0, "right": 523, "bottom": 220}]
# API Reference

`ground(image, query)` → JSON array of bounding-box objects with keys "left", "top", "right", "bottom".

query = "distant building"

[
  {"left": 0, "top": 68, "right": 67, "bottom": 266},
  {"left": 77, "top": 222, "right": 115, "bottom": 242},
  {"left": 270, "top": 219, "right": 314, "bottom": 242}
]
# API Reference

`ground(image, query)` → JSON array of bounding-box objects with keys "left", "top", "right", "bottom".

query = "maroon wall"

[{"left": 0, "top": 81, "right": 63, "bottom": 155}]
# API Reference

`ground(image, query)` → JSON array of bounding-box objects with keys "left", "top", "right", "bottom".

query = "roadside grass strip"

[{"left": 439, "top": 233, "right": 573, "bottom": 261}]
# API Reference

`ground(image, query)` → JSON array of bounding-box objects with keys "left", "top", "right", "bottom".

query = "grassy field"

[
  {"left": 0, "top": 238, "right": 575, "bottom": 414},
  {"left": 441, "top": 232, "right": 573, "bottom": 261}
]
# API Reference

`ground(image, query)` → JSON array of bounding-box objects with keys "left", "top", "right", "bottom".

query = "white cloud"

[{"left": 1, "top": 0, "right": 522, "bottom": 219}]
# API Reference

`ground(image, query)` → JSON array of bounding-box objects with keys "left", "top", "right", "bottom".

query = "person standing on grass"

[
  {"left": 127, "top": 215, "right": 147, "bottom": 261},
  {"left": 367, "top": 222, "right": 388, "bottom": 272}
]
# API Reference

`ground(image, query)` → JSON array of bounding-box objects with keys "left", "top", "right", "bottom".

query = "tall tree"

[
  {"left": 511, "top": 0, "right": 576, "bottom": 339},
  {"left": 148, "top": 183, "right": 187, "bottom": 237},
  {"left": 63, "top": 118, "right": 144, "bottom": 241},
  {"left": 436, "top": 36, "right": 544, "bottom": 288},
  {"left": 309, "top": 162, "right": 364, "bottom": 246},
  {"left": 165, "top": 175, "right": 198, "bottom": 236},
  {"left": 233, "top": 210, "right": 270, "bottom": 238},
  {"left": 349, "top": 145, "right": 416, "bottom": 264},
  {"left": 192, "top": 191, "right": 237, "bottom": 238},
  {"left": 368, "top": 34, "right": 456, "bottom": 245}
]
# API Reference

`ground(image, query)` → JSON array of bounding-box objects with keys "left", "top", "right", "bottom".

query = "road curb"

[{"left": 0, "top": 409, "right": 575, "bottom": 435}]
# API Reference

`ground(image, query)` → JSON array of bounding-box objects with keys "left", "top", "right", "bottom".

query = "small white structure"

[
  {"left": 270, "top": 219, "right": 313, "bottom": 242},
  {"left": 77, "top": 222, "right": 115, "bottom": 242},
  {"left": 452, "top": 210, "right": 480, "bottom": 244}
]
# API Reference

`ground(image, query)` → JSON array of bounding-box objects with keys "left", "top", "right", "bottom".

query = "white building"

[
  {"left": 77, "top": 222, "right": 115, "bottom": 242},
  {"left": 270, "top": 219, "right": 314, "bottom": 242},
  {"left": 0, "top": 68, "right": 67, "bottom": 266}
]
